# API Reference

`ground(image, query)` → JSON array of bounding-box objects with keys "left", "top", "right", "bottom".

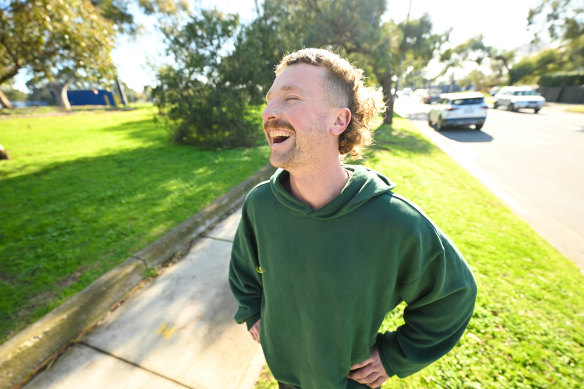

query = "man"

[{"left": 229, "top": 48, "right": 477, "bottom": 389}]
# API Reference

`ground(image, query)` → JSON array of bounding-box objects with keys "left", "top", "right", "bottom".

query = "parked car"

[
  {"left": 493, "top": 86, "right": 546, "bottom": 113},
  {"left": 427, "top": 92, "right": 488, "bottom": 131},
  {"left": 422, "top": 89, "right": 442, "bottom": 104}
]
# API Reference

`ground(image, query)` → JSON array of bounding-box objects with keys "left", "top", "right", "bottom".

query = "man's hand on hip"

[
  {"left": 347, "top": 345, "right": 389, "bottom": 388},
  {"left": 249, "top": 319, "right": 261, "bottom": 343}
]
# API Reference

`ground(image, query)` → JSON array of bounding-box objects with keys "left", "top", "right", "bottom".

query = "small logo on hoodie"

[{"left": 256, "top": 266, "right": 265, "bottom": 274}]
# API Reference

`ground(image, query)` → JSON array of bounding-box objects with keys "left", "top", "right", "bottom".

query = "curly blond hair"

[{"left": 275, "top": 48, "right": 385, "bottom": 158}]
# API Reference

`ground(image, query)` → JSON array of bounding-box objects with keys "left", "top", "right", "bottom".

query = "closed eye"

[{"left": 286, "top": 96, "right": 300, "bottom": 101}]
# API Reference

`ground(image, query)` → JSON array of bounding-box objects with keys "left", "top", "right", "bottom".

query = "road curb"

[{"left": 0, "top": 164, "right": 276, "bottom": 389}]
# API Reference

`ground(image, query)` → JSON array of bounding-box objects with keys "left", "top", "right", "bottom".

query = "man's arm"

[
  {"left": 228, "top": 207, "right": 263, "bottom": 331},
  {"left": 377, "top": 230, "right": 477, "bottom": 378}
]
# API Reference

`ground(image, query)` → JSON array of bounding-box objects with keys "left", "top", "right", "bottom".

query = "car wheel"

[
  {"left": 534, "top": 108, "right": 540, "bottom": 113},
  {"left": 493, "top": 101, "right": 499, "bottom": 109},
  {"left": 437, "top": 118, "right": 445, "bottom": 131},
  {"left": 507, "top": 103, "right": 515, "bottom": 112},
  {"left": 475, "top": 123, "right": 483, "bottom": 130}
]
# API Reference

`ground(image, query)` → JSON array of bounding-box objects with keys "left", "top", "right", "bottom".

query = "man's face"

[{"left": 262, "top": 63, "right": 339, "bottom": 172}]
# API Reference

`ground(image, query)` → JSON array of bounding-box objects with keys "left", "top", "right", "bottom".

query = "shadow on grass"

[{"left": 0, "top": 141, "right": 268, "bottom": 341}]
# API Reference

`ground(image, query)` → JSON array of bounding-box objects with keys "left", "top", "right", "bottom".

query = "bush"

[
  {"left": 153, "top": 68, "right": 263, "bottom": 149},
  {"left": 152, "top": 10, "right": 263, "bottom": 149},
  {"left": 539, "top": 72, "right": 584, "bottom": 87}
]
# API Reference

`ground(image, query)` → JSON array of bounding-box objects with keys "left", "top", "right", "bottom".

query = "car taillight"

[
  {"left": 481, "top": 105, "right": 488, "bottom": 109},
  {"left": 447, "top": 107, "right": 457, "bottom": 111}
]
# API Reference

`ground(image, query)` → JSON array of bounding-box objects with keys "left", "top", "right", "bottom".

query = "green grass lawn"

[
  {"left": 0, "top": 105, "right": 269, "bottom": 342},
  {"left": 255, "top": 118, "right": 584, "bottom": 388}
]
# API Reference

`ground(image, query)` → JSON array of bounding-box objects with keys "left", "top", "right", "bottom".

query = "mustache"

[{"left": 263, "top": 119, "right": 295, "bottom": 132}]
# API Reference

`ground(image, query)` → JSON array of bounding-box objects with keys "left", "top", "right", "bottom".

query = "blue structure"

[{"left": 54, "top": 89, "right": 116, "bottom": 106}]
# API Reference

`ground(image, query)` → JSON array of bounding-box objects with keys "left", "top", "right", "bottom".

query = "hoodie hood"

[{"left": 269, "top": 164, "right": 395, "bottom": 219}]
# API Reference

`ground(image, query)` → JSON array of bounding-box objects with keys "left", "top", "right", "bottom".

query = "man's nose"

[{"left": 262, "top": 101, "right": 281, "bottom": 122}]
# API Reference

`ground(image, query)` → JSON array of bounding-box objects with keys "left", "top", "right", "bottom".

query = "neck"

[{"left": 287, "top": 161, "right": 349, "bottom": 209}]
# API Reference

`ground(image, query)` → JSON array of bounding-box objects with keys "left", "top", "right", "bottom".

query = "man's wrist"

[
  {"left": 376, "top": 332, "right": 395, "bottom": 377},
  {"left": 245, "top": 312, "right": 261, "bottom": 330}
]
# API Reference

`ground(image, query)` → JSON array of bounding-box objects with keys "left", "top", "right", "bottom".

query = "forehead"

[{"left": 266, "top": 63, "right": 327, "bottom": 100}]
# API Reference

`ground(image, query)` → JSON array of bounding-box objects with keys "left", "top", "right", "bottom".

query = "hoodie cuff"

[
  {"left": 376, "top": 332, "right": 396, "bottom": 377},
  {"left": 245, "top": 312, "right": 261, "bottom": 331}
]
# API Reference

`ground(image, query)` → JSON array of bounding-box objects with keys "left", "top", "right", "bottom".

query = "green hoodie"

[{"left": 229, "top": 165, "right": 477, "bottom": 389}]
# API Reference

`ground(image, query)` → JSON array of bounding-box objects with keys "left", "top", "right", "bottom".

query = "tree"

[
  {"left": 386, "top": 15, "right": 445, "bottom": 122},
  {"left": 0, "top": 85, "right": 27, "bottom": 102},
  {"left": 26, "top": 82, "right": 54, "bottom": 105},
  {"left": 458, "top": 69, "right": 500, "bottom": 91},
  {"left": 528, "top": 0, "right": 584, "bottom": 43},
  {"left": 1, "top": 0, "right": 188, "bottom": 109},
  {"left": 299, "top": 1, "right": 443, "bottom": 124},
  {"left": 508, "top": 48, "right": 563, "bottom": 85},
  {"left": 221, "top": 1, "right": 445, "bottom": 125},
  {"left": 152, "top": 10, "right": 263, "bottom": 149},
  {"left": 438, "top": 35, "right": 519, "bottom": 87},
  {"left": 0, "top": 0, "right": 117, "bottom": 109},
  {"left": 527, "top": 0, "right": 583, "bottom": 75}
]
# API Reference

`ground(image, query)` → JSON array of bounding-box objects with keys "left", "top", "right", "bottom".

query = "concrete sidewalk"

[{"left": 23, "top": 208, "right": 264, "bottom": 389}]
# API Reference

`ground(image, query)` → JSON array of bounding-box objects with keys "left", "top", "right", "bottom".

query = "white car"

[
  {"left": 493, "top": 86, "right": 546, "bottom": 113},
  {"left": 427, "top": 92, "right": 488, "bottom": 131}
]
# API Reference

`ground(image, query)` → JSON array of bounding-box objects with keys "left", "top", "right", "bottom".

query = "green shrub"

[
  {"left": 152, "top": 10, "right": 264, "bottom": 149},
  {"left": 539, "top": 72, "right": 584, "bottom": 87}
]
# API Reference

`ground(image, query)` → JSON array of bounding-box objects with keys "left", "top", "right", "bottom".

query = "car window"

[
  {"left": 451, "top": 98, "right": 484, "bottom": 105},
  {"left": 513, "top": 90, "right": 538, "bottom": 96}
]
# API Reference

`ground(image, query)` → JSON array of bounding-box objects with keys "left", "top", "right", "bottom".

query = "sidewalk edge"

[{"left": 0, "top": 164, "right": 276, "bottom": 389}]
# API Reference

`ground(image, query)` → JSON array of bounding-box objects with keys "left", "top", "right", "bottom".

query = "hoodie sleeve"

[
  {"left": 228, "top": 201, "right": 263, "bottom": 330},
  {"left": 377, "top": 222, "right": 477, "bottom": 378}
]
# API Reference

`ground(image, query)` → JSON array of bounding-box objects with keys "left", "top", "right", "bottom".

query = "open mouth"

[{"left": 269, "top": 131, "right": 293, "bottom": 144}]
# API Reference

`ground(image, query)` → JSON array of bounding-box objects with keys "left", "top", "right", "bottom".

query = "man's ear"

[{"left": 330, "top": 108, "right": 351, "bottom": 136}]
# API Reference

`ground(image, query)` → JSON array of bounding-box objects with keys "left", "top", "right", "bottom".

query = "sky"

[{"left": 14, "top": 0, "right": 542, "bottom": 93}]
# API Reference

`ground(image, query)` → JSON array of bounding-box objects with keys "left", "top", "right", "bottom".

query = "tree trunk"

[
  {"left": 0, "top": 89, "right": 13, "bottom": 109},
  {"left": 0, "top": 144, "right": 10, "bottom": 160},
  {"left": 50, "top": 81, "right": 72, "bottom": 110},
  {"left": 381, "top": 73, "right": 394, "bottom": 125},
  {"left": 116, "top": 78, "right": 128, "bottom": 106}
]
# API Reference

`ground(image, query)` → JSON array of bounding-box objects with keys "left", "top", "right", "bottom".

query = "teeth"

[{"left": 269, "top": 131, "right": 292, "bottom": 139}]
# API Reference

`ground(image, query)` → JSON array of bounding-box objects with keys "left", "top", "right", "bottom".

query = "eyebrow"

[{"left": 266, "top": 85, "right": 304, "bottom": 101}]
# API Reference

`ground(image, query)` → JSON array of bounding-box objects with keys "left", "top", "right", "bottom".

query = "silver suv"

[
  {"left": 493, "top": 86, "right": 546, "bottom": 113},
  {"left": 427, "top": 92, "right": 488, "bottom": 131}
]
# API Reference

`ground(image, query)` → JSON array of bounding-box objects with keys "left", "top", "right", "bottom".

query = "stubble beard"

[
  {"left": 269, "top": 141, "right": 298, "bottom": 170},
  {"left": 265, "top": 119, "right": 325, "bottom": 174},
  {"left": 265, "top": 118, "right": 299, "bottom": 170}
]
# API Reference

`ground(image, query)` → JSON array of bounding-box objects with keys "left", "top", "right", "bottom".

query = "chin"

[
  {"left": 269, "top": 157, "right": 286, "bottom": 169},
  {"left": 269, "top": 151, "right": 290, "bottom": 169}
]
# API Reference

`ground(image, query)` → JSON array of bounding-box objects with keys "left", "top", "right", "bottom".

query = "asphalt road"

[{"left": 394, "top": 96, "right": 584, "bottom": 270}]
